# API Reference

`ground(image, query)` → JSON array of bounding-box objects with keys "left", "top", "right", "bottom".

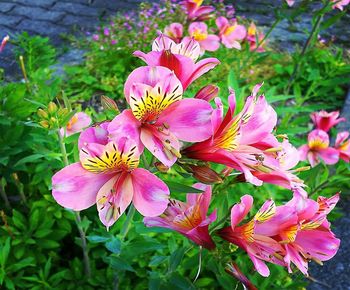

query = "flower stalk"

[{"left": 56, "top": 130, "right": 91, "bottom": 278}]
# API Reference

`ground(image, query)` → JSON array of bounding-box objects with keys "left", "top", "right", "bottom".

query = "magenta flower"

[
  {"left": 108, "top": 66, "right": 213, "bottom": 167},
  {"left": 216, "top": 16, "right": 247, "bottom": 49},
  {"left": 182, "top": 0, "right": 215, "bottom": 21},
  {"left": 285, "top": 0, "right": 295, "bottom": 6},
  {"left": 0, "top": 35, "right": 9, "bottom": 53},
  {"left": 188, "top": 22, "right": 220, "bottom": 53},
  {"left": 332, "top": 0, "right": 350, "bottom": 10},
  {"left": 246, "top": 22, "right": 265, "bottom": 52},
  {"left": 335, "top": 131, "right": 350, "bottom": 162},
  {"left": 219, "top": 195, "right": 286, "bottom": 277},
  {"left": 184, "top": 85, "right": 279, "bottom": 186},
  {"left": 144, "top": 184, "right": 217, "bottom": 249},
  {"left": 103, "top": 27, "right": 110, "bottom": 36},
  {"left": 225, "top": 263, "right": 258, "bottom": 290},
  {"left": 60, "top": 112, "right": 92, "bottom": 137},
  {"left": 164, "top": 22, "right": 183, "bottom": 43},
  {"left": 52, "top": 123, "right": 170, "bottom": 229},
  {"left": 256, "top": 191, "right": 340, "bottom": 275},
  {"left": 92, "top": 34, "right": 99, "bottom": 41},
  {"left": 310, "top": 110, "right": 345, "bottom": 132},
  {"left": 134, "top": 35, "right": 220, "bottom": 90},
  {"left": 299, "top": 129, "right": 339, "bottom": 167}
]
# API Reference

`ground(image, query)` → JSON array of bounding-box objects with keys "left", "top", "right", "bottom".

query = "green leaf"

[
  {"left": 169, "top": 247, "right": 186, "bottom": 273},
  {"left": 87, "top": 235, "right": 110, "bottom": 243},
  {"left": 168, "top": 273, "right": 195, "bottom": 290},
  {"left": 0, "top": 238, "right": 11, "bottom": 267},
  {"left": 164, "top": 181, "right": 203, "bottom": 194},
  {"left": 320, "top": 11, "right": 346, "bottom": 30},
  {"left": 108, "top": 256, "right": 135, "bottom": 272},
  {"left": 14, "top": 154, "right": 45, "bottom": 167},
  {"left": 105, "top": 237, "right": 121, "bottom": 254}
]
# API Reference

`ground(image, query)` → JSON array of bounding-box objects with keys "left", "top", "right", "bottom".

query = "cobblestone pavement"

[{"left": 0, "top": 0, "right": 149, "bottom": 78}]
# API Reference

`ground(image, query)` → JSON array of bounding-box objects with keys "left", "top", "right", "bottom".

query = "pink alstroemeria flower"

[
  {"left": 52, "top": 123, "right": 170, "bottom": 229},
  {"left": 144, "top": 184, "right": 217, "bottom": 249},
  {"left": 108, "top": 66, "right": 213, "bottom": 167},
  {"left": 219, "top": 195, "right": 286, "bottom": 277},
  {"left": 335, "top": 131, "right": 350, "bottom": 162},
  {"left": 285, "top": 0, "right": 295, "bottom": 6},
  {"left": 310, "top": 110, "right": 345, "bottom": 132},
  {"left": 164, "top": 23, "right": 183, "bottom": 43},
  {"left": 134, "top": 35, "right": 220, "bottom": 90},
  {"left": 332, "top": 0, "right": 350, "bottom": 10},
  {"left": 184, "top": 85, "right": 279, "bottom": 186},
  {"left": 246, "top": 22, "right": 265, "bottom": 52},
  {"left": 299, "top": 129, "right": 339, "bottom": 167},
  {"left": 60, "top": 112, "right": 92, "bottom": 137},
  {"left": 0, "top": 35, "right": 9, "bottom": 53},
  {"left": 182, "top": 0, "right": 215, "bottom": 21},
  {"left": 225, "top": 263, "right": 258, "bottom": 290},
  {"left": 256, "top": 191, "right": 340, "bottom": 275},
  {"left": 216, "top": 16, "right": 247, "bottom": 49},
  {"left": 246, "top": 137, "right": 306, "bottom": 192},
  {"left": 188, "top": 22, "right": 220, "bottom": 53}
]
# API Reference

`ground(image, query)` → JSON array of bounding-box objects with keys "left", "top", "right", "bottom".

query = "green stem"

[
  {"left": 210, "top": 210, "right": 231, "bottom": 234},
  {"left": 0, "top": 182, "right": 11, "bottom": 210},
  {"left": 285, "top": 4, "right": 327, "bottom": 94},
  {"left": 253, "top": 18, "right": 281, "bottom": 53},
  {"left": 120, "top": 205, "right": 136, "bottom": 239},
  {"left": 56, "top": 130, "right": 91, "bottom": 278}
]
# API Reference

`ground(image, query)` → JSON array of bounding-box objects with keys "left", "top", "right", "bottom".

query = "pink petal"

[
  {"left": 66, "top": 112, "right": 92, "bottom": 136},
  {"left": 335, "top": 131, "right": 349, "bottom": 147},
  {"left": 78, "top": 122, "right": 109, "bottom": 149},
  {"left": 186, "top": 183, "right": 212, "bottom": 218},
  {"left": 248, "top": 253, "right": 270, "bottom": 277},
  {"left": 96, "top": 173, "right": 133, "bottom": 228},
  {"left": 52, "top": 163, "right": 113, "bottom": 211},
  {"left": 157, "top": 98, "right": 213, "bottom": 142},
  {"left": 199, "top": 34, "right": 221, "bottom": 52},
  {"left": 231, "top": 195, "right": 253, "bottom": 230},
  {"left": 140, "top": 125, "right": 180, "bottom": 167},
  {"left": 298, "top": 144, "right": 310, "bottom": 161},
  {"left": 215, "top": 16, "right": 228, "bottom": 32},
  {"left": 318, "top": 147, "right": 339, "bottom": 165},
  {"left": 131, "top": 168, "right": 170, "bottom": 216}
]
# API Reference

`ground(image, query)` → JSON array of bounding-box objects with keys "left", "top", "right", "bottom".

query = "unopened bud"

[
  {"left": 194, "top": 85, "right": 219, "bottom": 102},
  {"left": 47, "top": 102, "right": 58, "bottom": 114},
  {"left": 39, "top": 120, "right": 49, "bottom": 128},
  {"left": 37, "top": 108, "right": 48, "bottom": 119},
  {"left": 188, "top": 164, "right": 222, "bottom": 184},
  {"left": 221, "top": 167, "right": 233, "bottom": 177},
  {"left": 50, "top": 117, "right": 57, "bottom": 124},
  {"left": 57, "top": 108, "right": 69, "bottom": 117},
  {"left": 101, "top": 95, "right": 120, "bottom": 114},
  {"left": 155, "top": 162, "right": 170, "bottom": 173}
]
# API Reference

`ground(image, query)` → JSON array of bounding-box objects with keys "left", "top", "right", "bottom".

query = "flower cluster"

[
  {"left": 299, "top": 110, "right": 349, "bottom": 166},
  {"left": 286, "top": 0, "right": 350, "bottom": 10},
  {"left": 53, "top": 28, "right": 341, "bottom": 285}
]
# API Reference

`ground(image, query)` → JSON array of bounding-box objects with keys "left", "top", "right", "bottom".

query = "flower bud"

[
  {"left": 39, "top": 120, "right": 49, "bottom": 128},
  {"left": 194, "top": 85, "right": 219, "bottom": 102},
  {"left": 101, "top": 95, "right": 120, "bottom": 114},
  {"left": 47, "top": 102, "right": 58, "bottom": 114},
  {"left": 188, "top": 164, "right": 222, "bottom": 184},
  {"left": 155, "top": 162, "right": 170, "bottom": 173},
  {"left": 37, "top": 108, "right": 48, "bottom": 119},
  {"left": 57, "top": 108, "right": 69, "bottom": 118}
]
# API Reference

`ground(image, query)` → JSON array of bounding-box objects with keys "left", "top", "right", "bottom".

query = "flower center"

[
  {"left": 224, "top": 25, "right": 237, "bottom": 36},
  {"left": 130, "top": 86, "right": 182, "bottom": 124},
  {"left": 173, "top": 203, "right": 202, "bottom": 230},
  {"left": 308, "top": 137, "right": 328, "bottom": 150},
  {"left": 214, "top": 118, "right": 241, "bottom": 151},
  {"left": 191, "top": 29, "right": 208, "bottom": 41},
  {"left": 81, "top": 142, "right": 139, "bottom": 173},
  {"left": 67, "top": 115, "right": 78, "bottom": 130}
]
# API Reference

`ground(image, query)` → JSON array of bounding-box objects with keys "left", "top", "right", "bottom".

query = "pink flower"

[
  {"left": 60, "top": 112, "right": 92, "bottom": 137},
  {"left": 225, "top": 263, "right": 258, "bottom": 290},
  {"left": 134, "top": 35, "right": 220, "bottom": 90},
  {"left": 182, "top": 0, "right": 215, "bottom": 21},
  {"left": 52, "top": 123, "right": 170, "bottom": 229},
  {"left": 310, "top": 110, "right": 345, "bottom": 132},
  {"left": 219, "top": 195, "right": 286, "bottom": 277},
  {"left": 194, "top": 84, "right": 219, "bottom": 102},
  {"left": 216, "top": 16, "right": 247, "bottom": 49},
  {"left": 246, "top": 23, "right": 265, "bottom": 52},
  {"left": 0, "top": 35, "right": 9, "bottom": 53},
  {"left": 335, "top": 131, "right": 350, "bottom": 162},
  {"left": 144, "top": 184, "right": 217, "bottom": 249},
  {"left": 164, "top": 22, "right": 183, "bottom": 43},
  {"left": 184, "top": 84, "right": 279, "bottom": 186},
  {"left": 285, "top": 0, "right": 295, "bottom": 6},
  {"left": 299, "top": 129, "right": 339, "bottom": 167},
  {"left": 332, "top": 0, "right": 350, "bottom": 10},
  {"left": 256, "top": 192, "right": 340, "bottom": 275},
  {"left": 108, "top": 66, "right": 213, "bottom": 167},
  {"left": 92, "top": 34, "right": 99, "bottom": 41},
  {"left": 188, "top": 22, "right": 220, "bottom": 52}
]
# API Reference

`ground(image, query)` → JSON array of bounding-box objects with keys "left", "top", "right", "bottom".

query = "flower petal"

[
  {"left": 231, "top": 195, "right": 253, "bottom": 230},
  {"left": 131, "top": 168, "right": 170, "bottom": 216},
  {"left": 52, "top": 163, "right": 113, "bottom": 211}
]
